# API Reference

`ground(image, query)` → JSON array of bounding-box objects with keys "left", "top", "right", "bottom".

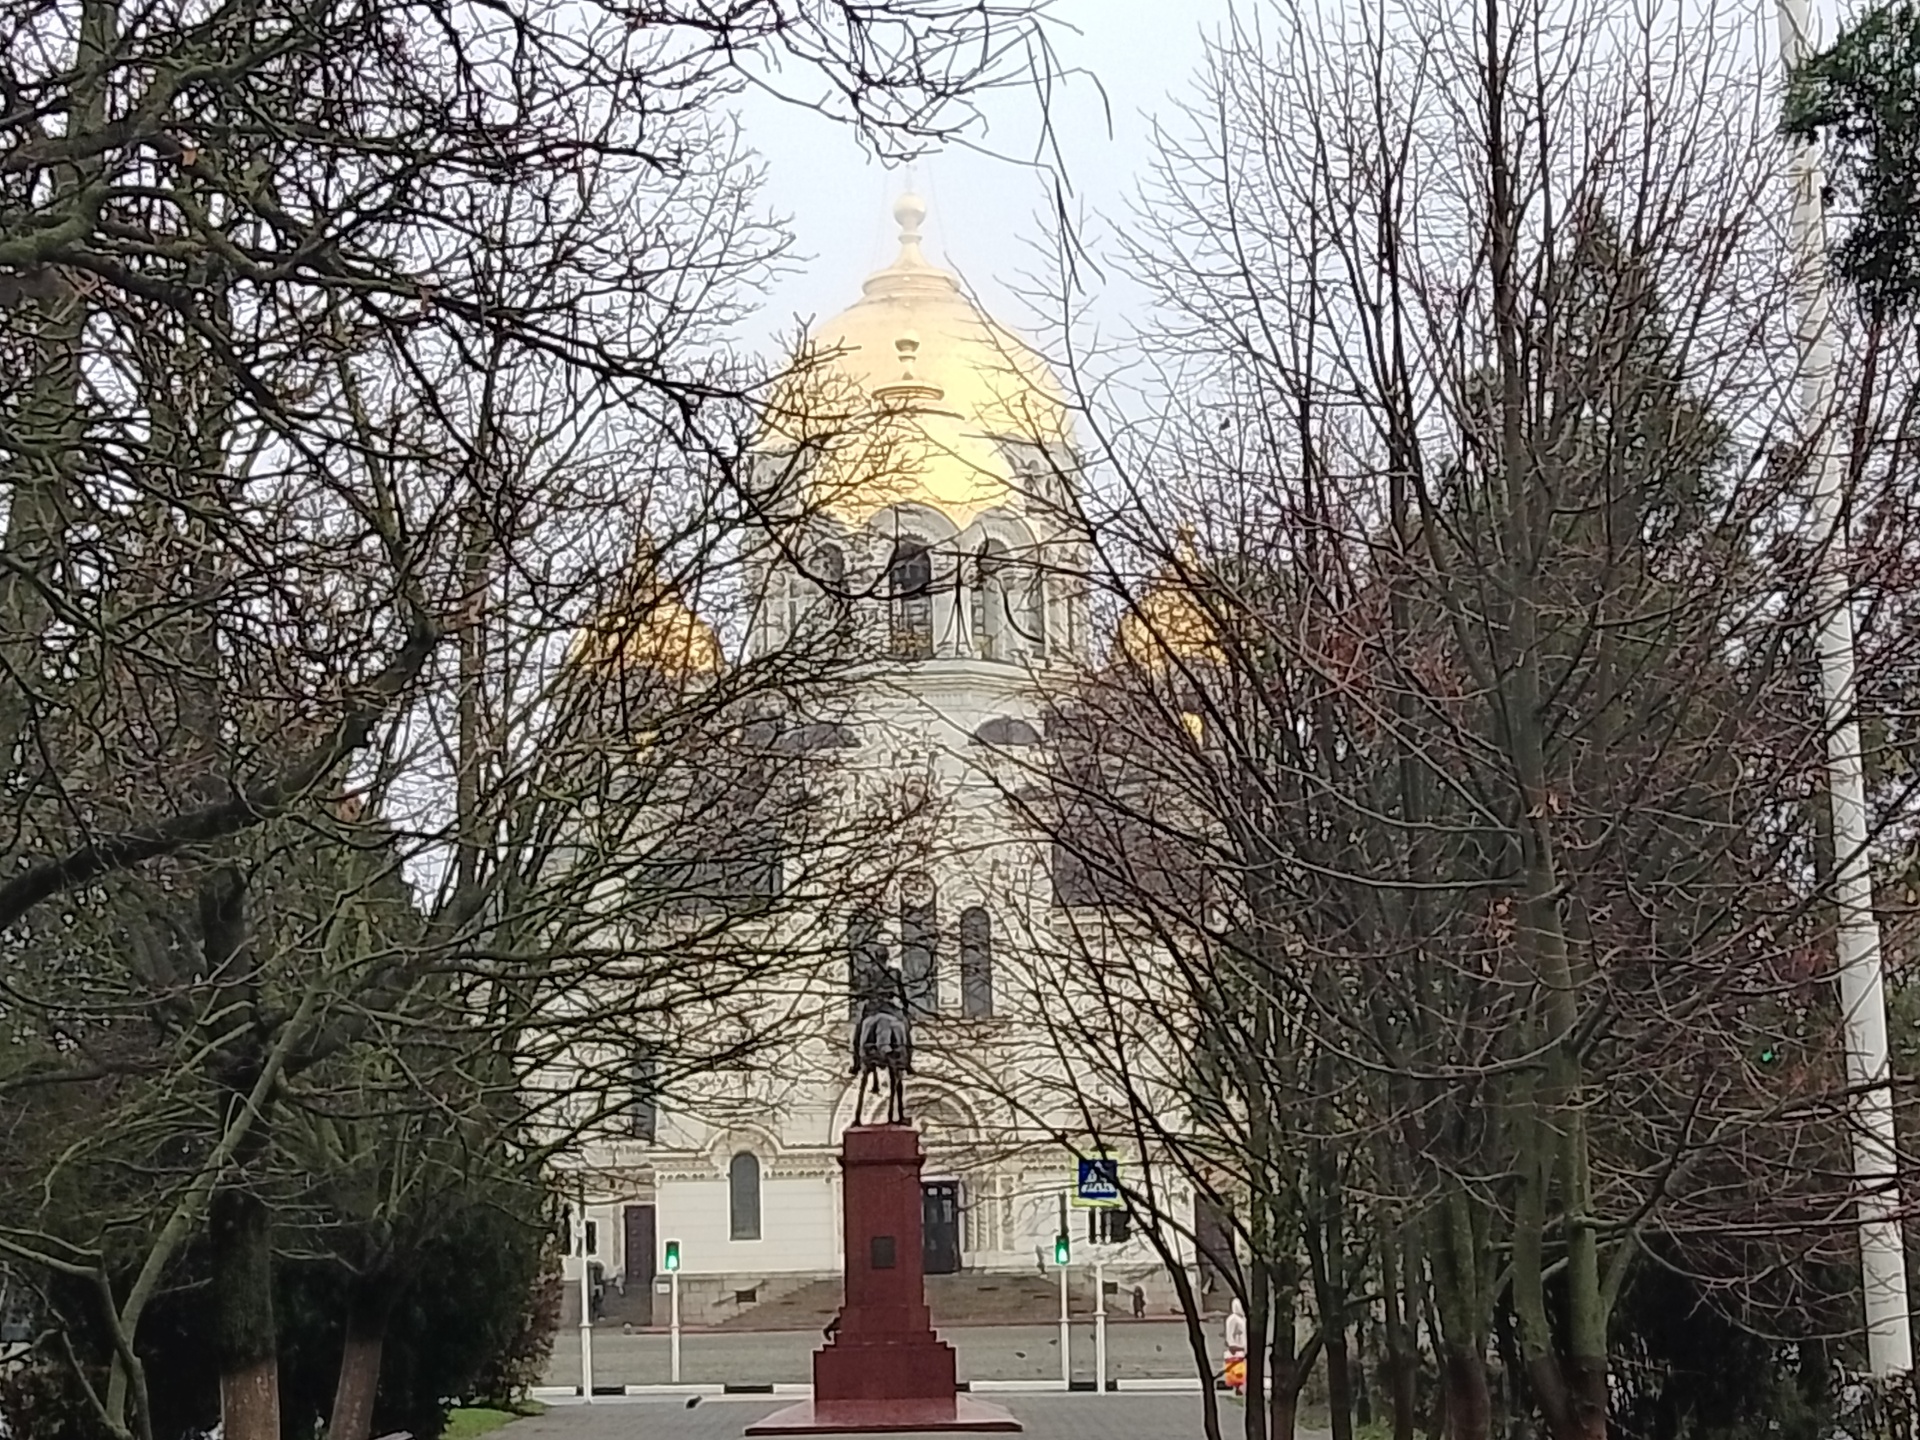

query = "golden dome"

[
  {"left": 570, "top": 549, "right": 722, "bottom": 678},
  {"left": 1116, "top": 535, "right": 1227, "bottom": 670},
  {"left": 761, "top": 194, "right": 1072, "bottom": 529}
]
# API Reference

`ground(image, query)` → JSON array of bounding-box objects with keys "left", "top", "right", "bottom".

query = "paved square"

[{"left": 507, "top": 1394, "right": 1308, "bottom": 1440}]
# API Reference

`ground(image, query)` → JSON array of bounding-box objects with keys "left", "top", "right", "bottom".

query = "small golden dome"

[
  {"left": 570, "top": 549, "right": 722, "bottom": 678},
  {"left": 761, "top": 194, "right": 1072, "bottom": 529},
  {"left": 1117, "top": 534, "right": 1226, "bottom": 670}
]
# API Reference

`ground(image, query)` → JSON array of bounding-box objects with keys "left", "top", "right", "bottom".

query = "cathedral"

[{"left": 558, "top": 195, "right": 1202, "bottom": 1326}]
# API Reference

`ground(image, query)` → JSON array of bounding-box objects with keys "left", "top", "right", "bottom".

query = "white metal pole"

[
  {"left": 670, "top": 1268, "right": 682, "bottom": 1384},
  {"left": 577, "top": 1200, "right": 596, "bottom": 1402},
  {"left": 1094, "top": 1253, "right": 1108, "bottom": 1394},
  {"left": 1058, "top": 1257, "right": 1071, "bottom": 1390},
  {"left": 1775, "top": 0, "right": 1914, "bottom": 1378}
]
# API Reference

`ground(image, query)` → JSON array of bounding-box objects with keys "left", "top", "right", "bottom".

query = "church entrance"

[{"left": 921, "top": 1181, "right": 960, "bottom": 1275}]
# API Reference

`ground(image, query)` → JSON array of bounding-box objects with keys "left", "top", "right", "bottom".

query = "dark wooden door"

[
  {"left": 633, "top": 1198, "right": 664, "bottom": 1328},
  {"left": 922, "top": 1182, "right": 960, "bottom": 1275}
]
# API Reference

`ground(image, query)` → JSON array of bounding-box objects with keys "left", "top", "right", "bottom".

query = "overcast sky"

[
  {"left": 727, "top": 0, "right": 1235, "bottom": 359},
  {"left": 721, "top": 0, "right": 1861, "bottom": 372}
]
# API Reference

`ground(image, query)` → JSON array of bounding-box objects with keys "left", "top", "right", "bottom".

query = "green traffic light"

[
  {"left": 663, "top": 1239, "right": 681, "bottom": 1272},
  {"left": 1053, "top": 1232, "right": 1070, "bottom": 1266}
]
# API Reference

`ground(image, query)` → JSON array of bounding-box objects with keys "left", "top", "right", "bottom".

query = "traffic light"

[
  {"left": 1053, "top": 1231, "right": 1070, "bottom": 1266},
  {"left": 663, "top": 1239, "right": 681, "bottom": 1273}
]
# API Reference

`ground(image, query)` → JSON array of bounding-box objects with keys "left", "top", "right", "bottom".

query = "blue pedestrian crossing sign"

[{"left": 1073, "top": 1156, "right": 1122, "bottom": 1208}]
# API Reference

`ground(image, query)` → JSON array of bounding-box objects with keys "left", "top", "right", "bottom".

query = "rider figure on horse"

[{"left": 851, "top": 958, "right": 914, "bottom": 1126}]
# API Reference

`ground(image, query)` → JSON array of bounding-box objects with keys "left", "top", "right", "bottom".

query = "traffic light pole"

[
  {"left": 1057, "top": 1259, "right": 1070, "bottom": 1390},
  {"left": 670, "top": 1268, "right": 682, "bottom": 1383}
]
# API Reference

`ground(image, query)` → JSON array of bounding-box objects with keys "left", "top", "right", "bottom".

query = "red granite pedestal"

[{"left": 744, "top": 1125, "right": 1021, "bottom": 1435}]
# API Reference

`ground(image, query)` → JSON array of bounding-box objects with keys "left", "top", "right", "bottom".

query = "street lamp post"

[
  {"left": 1775, "top": 0, "right": 1914, "bottom": 1378},
  {"left": 1093, "top": 1251, "right": 1107, "bottom": 1394},
  {"left": 576, "top": 1195, "right": 595, "bottom": 1402}
]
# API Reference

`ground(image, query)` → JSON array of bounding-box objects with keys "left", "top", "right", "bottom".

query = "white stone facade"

[{"left": 555, "top": 198, "right": 1195, "bottom": 1322}]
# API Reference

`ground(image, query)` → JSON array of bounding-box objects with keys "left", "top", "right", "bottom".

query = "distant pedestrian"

[
  {"left": 1223, "top": 1298, "right": 1247, "bottom": 1396},
  {"left": 1131, "top": 1285, "right": 1146, "bottom": 1320}
]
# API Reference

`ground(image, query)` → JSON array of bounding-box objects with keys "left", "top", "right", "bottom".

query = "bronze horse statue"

[{"left": 852, "top": 968, "right": 913, "bottom": 1126}]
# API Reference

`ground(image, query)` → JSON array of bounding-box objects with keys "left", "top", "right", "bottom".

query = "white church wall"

[
  {"left": 547, "top": 197, "right": 1211, "bottom": 1312},
  {"left": 657, "top": 1174, "right": 837, "bottom": 1277}
]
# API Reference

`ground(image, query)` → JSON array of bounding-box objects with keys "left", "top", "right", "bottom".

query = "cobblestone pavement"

[
  {"left": 507, "top": 1393, "right": 1317, "bottom": 1440},
  {"left": 546, "top": 1321, "right": 1213, "bottom": 1388}
]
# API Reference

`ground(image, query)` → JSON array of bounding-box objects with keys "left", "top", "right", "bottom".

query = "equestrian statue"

[{"left": 851, "top": 961, "right": 914, "bottom": 1126}]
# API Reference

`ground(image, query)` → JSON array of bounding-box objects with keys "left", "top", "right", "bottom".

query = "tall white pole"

[
  {"left": 1776, "top": 0, "right": 1913, "bottom": 1378},
  {"left": 670, "top": 1268, "right": 682, "bottom": 1384},
  {"left": 1058, "top": 1257, "right": 1071, "bottom": 1390},
  {"left": 577, "top": 1197, "right": 596, "bottom": 1401},
  {"left": 1094, "top": 1253, "right": 1108, "bottom": 1393}
]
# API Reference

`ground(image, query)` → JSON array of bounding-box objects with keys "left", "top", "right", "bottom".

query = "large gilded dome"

[{"left": 761, "top": 194, "right": 1072, "bottom": 529}]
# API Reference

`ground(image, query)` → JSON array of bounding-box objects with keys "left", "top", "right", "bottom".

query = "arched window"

[
  {"left": 1019, "top": 569, "right": 1048, "bottom": 659},
  {"left": 790, "top": 544, "right": 847, "bottom": 640},
  {"left": 971, "top": 541, "right": 1013, "bottom": 660},
  {"left": 888, "top": 540, "right": 934, "bottom": 659},
  {"left": 900, "top": 882, "right": 938, "bottom": 1016},
  {"left": 729, "top": 1152, "right": 762, "bottom": 1240},
  {"left": 959, "top": 907, "right": 993, "bottom": 1018}
]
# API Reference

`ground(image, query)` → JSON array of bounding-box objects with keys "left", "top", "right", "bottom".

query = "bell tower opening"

[{"left": 888, "top": 540, "right": 935, "bottom": 660}]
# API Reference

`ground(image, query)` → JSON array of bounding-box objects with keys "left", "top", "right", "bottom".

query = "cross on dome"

[{"left": 892, "top": 193, "right": 930, "bottom": 266}]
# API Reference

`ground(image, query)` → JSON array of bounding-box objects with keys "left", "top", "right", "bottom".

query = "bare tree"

[
  {"left": 996, "top": 5, "right": 1920, "bottom": 1440},
  {"left": 0, "top": 3, "right": 1053, "bottom": 1437}
]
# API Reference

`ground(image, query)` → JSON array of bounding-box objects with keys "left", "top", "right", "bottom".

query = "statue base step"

[{"left": 743, "top": 1397, "right": 1023, "bottom": 1434}]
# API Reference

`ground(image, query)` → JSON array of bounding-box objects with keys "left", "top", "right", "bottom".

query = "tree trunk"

[
  {"left": 1270, "top": 1325, "right": 1323, "bottom": 1440},
  {"left": 210, "top": 1187, "right": 279, "bottom": 1440},
  {"left": 1269, "top": 1370, "right": 1299, "bottom": 1440},
  {"left": 1443, "top": 1347, "right": 1492, "bottom": 1440},
  {"left": 1263, "top": 1253, "right": 1317, "bottom": 1440},
  {"left": 1306, "top": 1123, "right": 1353, "bottom": 1440},
  {"left": 1164, "top": 1242, "right": 1227, "bottom": 1440},
  {"left": 1527, "top": 1351, "right": 1609, "bottom": 1440},
  {"left": 1381, "top": 1225, "right": 1418, "bottom": 1440},
  {"left": 1426, "top": 1189, "right": 1491, "bottom": 1440},
  {"left": 328, "top": 1278, "right": 399, "bottom": 1440},
  {"left": 1324, "top": 1326, "right": 1356, "bottom": 1440},
  {"left": 1574, "top": 1356, "right": 1608, "bottom": 1440},
  {"left": 1245, "top": 1246, "right": 1270, "bottom": 1440}
]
